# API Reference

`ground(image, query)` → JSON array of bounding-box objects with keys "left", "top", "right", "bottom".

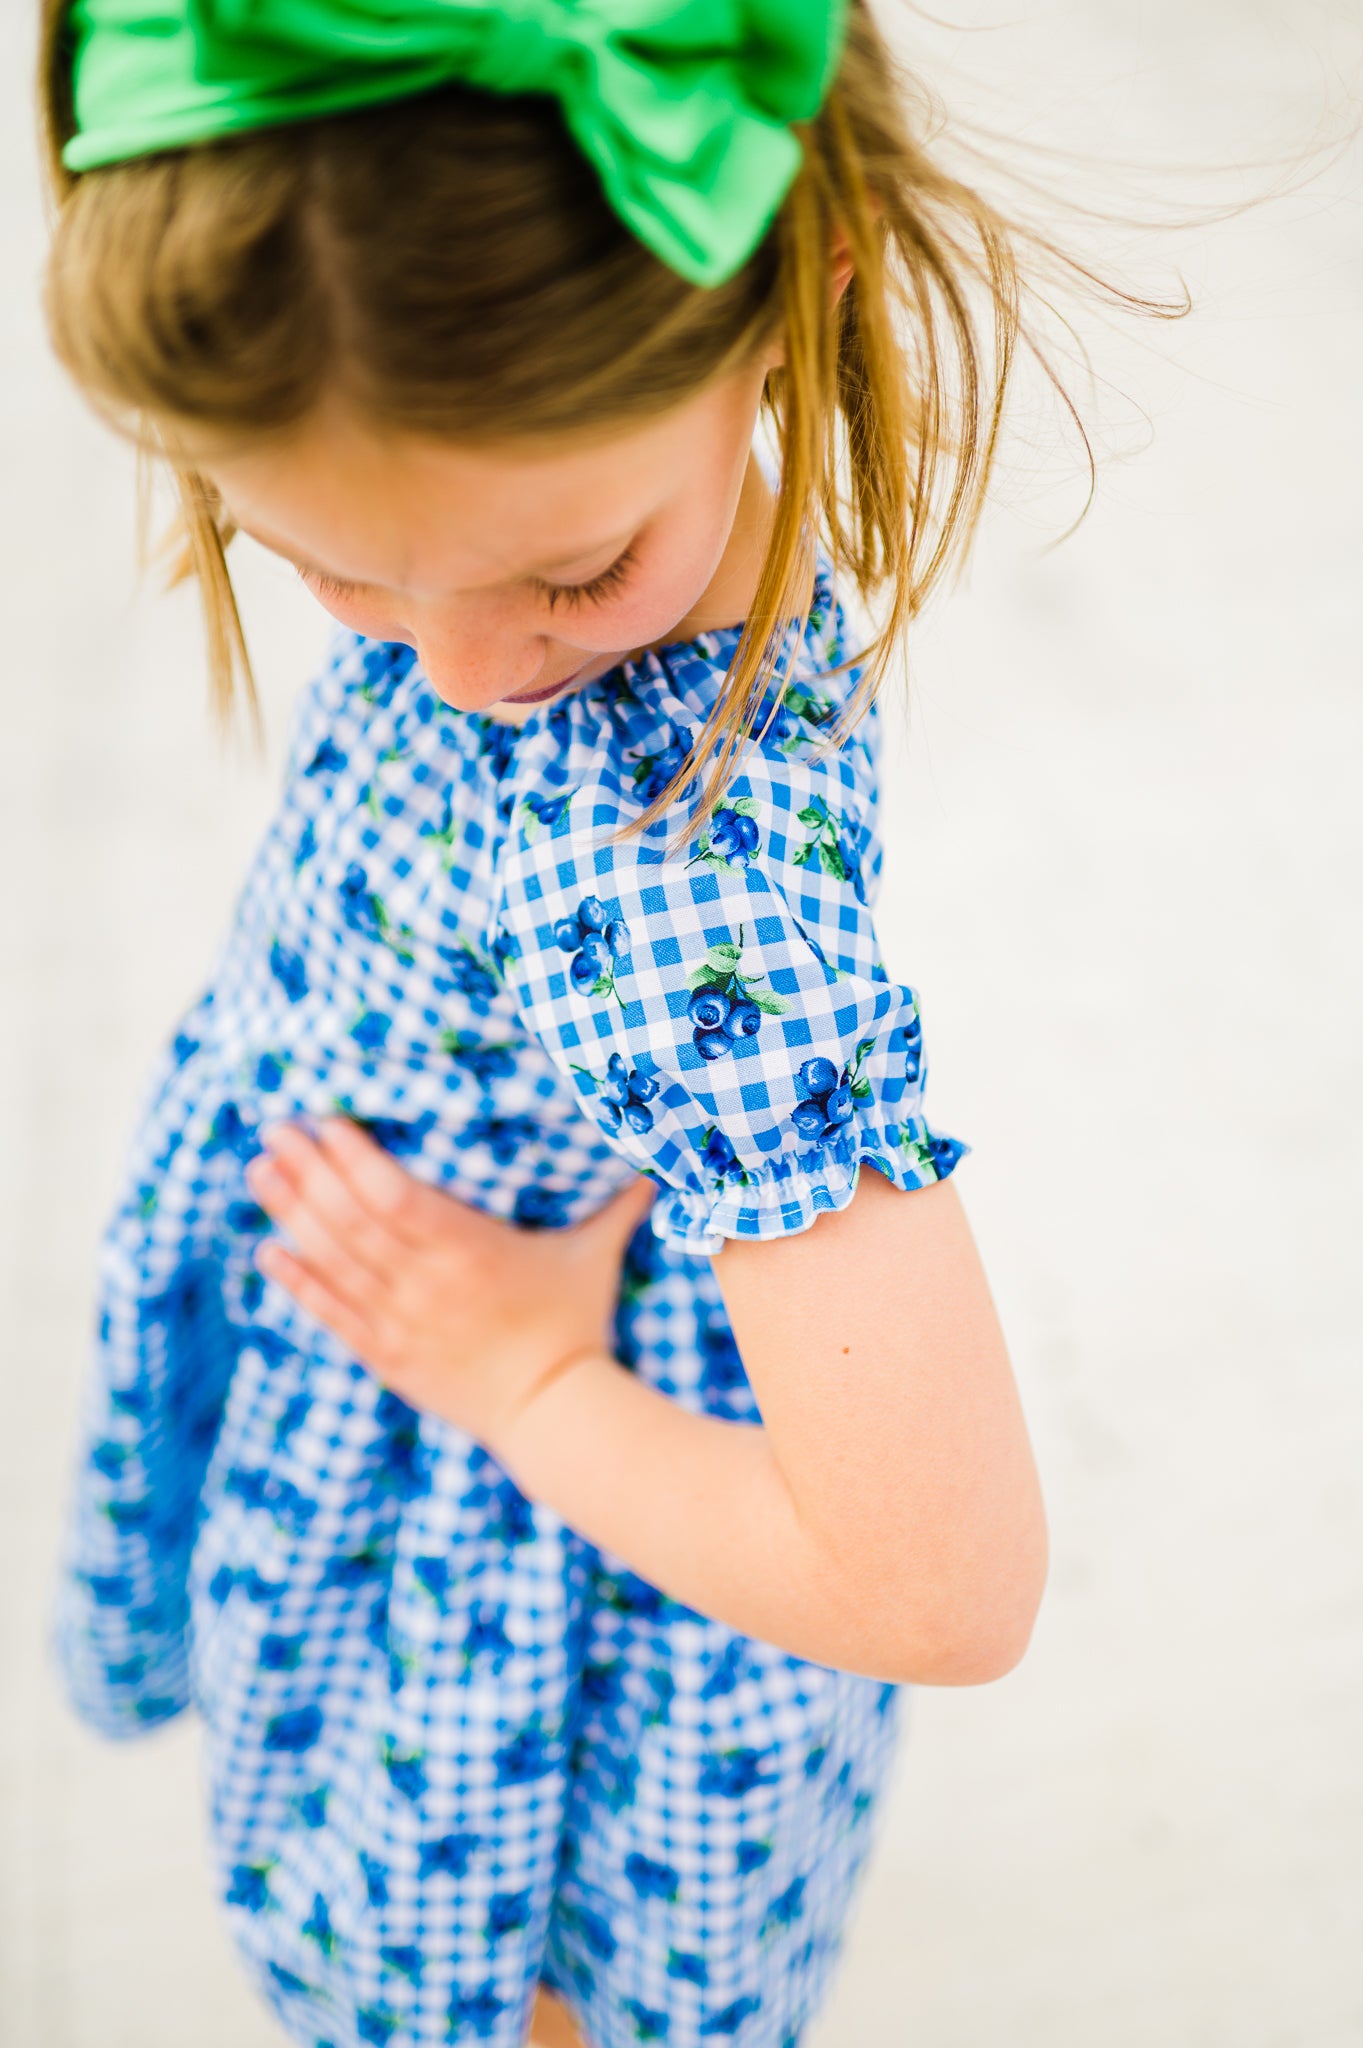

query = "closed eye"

[
  {"left": 536, "top": 542, "right": 639, "bottom": 612},
  {"left": 297, "top": 543, "right": 640, "bottom": 611},
  {"left": 299, "top": 567, "right": 362, "bottom": 604}
]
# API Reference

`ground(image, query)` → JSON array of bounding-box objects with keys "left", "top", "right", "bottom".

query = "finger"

[
  {"left": 315, "top": 1118, "right": 452, "bottom": 1246},
  {"left": 246, "top": 1151, "right": 386, "bottom": 1318},
  {"left": 256, "top": 1242, "right": 383, "bottom": 1368},
  {"left": 258, "top": 1122, "right": 398, "bottom": 1278}
]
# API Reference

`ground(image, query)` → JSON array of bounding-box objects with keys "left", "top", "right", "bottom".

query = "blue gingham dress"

[{"left": 55, "top": 566, "right": 967, "bottom": 2048}]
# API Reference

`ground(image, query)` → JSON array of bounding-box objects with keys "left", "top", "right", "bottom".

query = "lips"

[{"left": 504, "top": 662, "right": 589, "bottom": 706}]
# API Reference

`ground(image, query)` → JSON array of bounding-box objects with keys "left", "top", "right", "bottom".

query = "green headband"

[{"left": 62, "top": 0, "right": 847, "bottom": 286}]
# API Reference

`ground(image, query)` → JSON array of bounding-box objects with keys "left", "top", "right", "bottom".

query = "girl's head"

[{"left": 39, "top": 0, "right": 1026, "bottom": 825}]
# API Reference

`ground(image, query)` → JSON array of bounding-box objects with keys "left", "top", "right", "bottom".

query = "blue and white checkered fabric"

[{"left": 54, "top": 564, "right": 966, "bottom": 2048}]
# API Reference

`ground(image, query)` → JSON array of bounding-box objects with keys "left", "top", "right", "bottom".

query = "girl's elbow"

[
  {"left": 883, "top": 1531, "right": 1049, "bottom": 1688},
  {"left": 918, "top": 1597, "right": 1042, "bottom": 1687}
]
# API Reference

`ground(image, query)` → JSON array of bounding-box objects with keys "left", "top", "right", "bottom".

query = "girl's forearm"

[
  {"left": 494, "top": 1348, "right": 911, "bottom": 1681},
  {"left": 496, "top": 1172, "right": 1046, "bottom": 1688}
]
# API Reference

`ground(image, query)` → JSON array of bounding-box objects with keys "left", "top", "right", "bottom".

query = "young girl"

[{"left": 41, "top": 3, "right": 1048, "bottom": 2043}]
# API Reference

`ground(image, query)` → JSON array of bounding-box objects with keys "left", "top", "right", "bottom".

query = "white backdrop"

[{"left": 2, "top": 3, "right": 1360, "bottom": 2043}]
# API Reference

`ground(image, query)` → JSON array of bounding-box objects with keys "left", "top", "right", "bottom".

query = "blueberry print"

[
  {"left": 624, "top": 1999, "right": 671, "bottom": 2041},
  {"left": 340, "top": 864, "right": 416, "bottom": 962},
  {"left": 553, "top": 895, "right": 631, "bottom": 1007},
  {"left": 412, "top": 1555, "right": 454, "bottom": 1609},
  {"left": 57, "top": 572, "right": 955, "bottom": 2048},
  {"left": 625, "top": 1852, "right": 681, "bottom": 1903},
  {"left": 476, "top": 716, "right": 518, "bottom": 782},
  {"left": 435, "top": 940, "right": 502, "bottom": 1008},
  {"left": 380, "top": 1944, "right": 424, "bottom": 1984},
  {"left": 357, "top": 2006, "right": 400, "bottom": 2046},
  {"left": 493, "top": 1718, "right": 560, "bottom": 1785},
  {"left": 350, "top": 1009, "right": 392, "bottom": 1052},
  {"left": 792, "top": 795, "right": 869, "bottom": 904},
  {"left": 485, "top": 1890, "right": 532, "bottom": 1947},
  {"left": 269, "top": 939, "right": 309, "bottom": 1004},
  {"left": 357, "top": 1111, "right": 438, "bottom": 1158},
  {"left": 512, "top": 1183, "right": 573, "bottom": 1230},
  {"left": 461, "top": 1602, "right": 514, "bottom": 1676},
  {"left": 294, "top": 1785, "right": 328, "bottom": 1829},
  {"left": 700, "top": 1994, "right": 763, "bottom": 2036},
  {"left": 380, "top": 1737, "right": 427, "bottom": 1802},
  {"left": 446, "top": 1980, "right": 507, "bottom": 2040},
  {"left": 318, "top": 1539, "right": 387, "bottom": 1590},
  {"left": 302, "top": 1891, "right": 338, "bottom": 1955},
  {"left": 227, "top": 1861, "right": 276, "bottom": 1913},
  {"left": 760, "top": 1878, "right": 806, "bottom": 1937},
  {"left": 459, "top": 1114, "right": 539, "bottom": 1166},
  {"left": 688, "top": 796, "right": 761, "bottom": 872},
  {"left": 628, "top": 722, "right": 697, "bottom": 807},
  {"left": 259, "top": 1633, "right": 305, "bottom": 1672},
  {"left": 902, "top": 1009, "right": 923, "bottom": 1085},
  {"left": 255, "top": 1051, "right": 289, "bottom": 1092},
  {"left": 359, "top": 1852, "right": 390, "bottom": 1909},
  {"left": 357, "top": 641, "right": 413, "bottom": 709},
  {"left": 699, "top": 1639, "right": 748, "bottom": 1701},
  {"left": 293, "top": 817, "right": 317, "bottom": 871},
  {"left": 304, "top": 736, "right": 348, "bottom": 777},
  {"left": 267, "top": 1962, "right": 317, "bottom": 1999},
  {"left": 439, "top": 1031, "right": 520, "bottom": 1088},
  {"left": 264, "top": 1704, "right": 323, "bottom": 1754},
  {"left": 898, "top": 1127, "right": 967, "bottom": 1180},
  {"left": 791, "top": 1041, "right": 875, "bottom": 1142},
  {"left": 203, "top": 1101, "right": 258, "bottom": 1162},
  {"left": 685, "top": 927, "right": 789, "bottom": 1062},
  {"left": 698, "top": 1748, "right": 779, "bottom": 1799},
  {"left": 699, "top": 1127, "right": 751, "bottom": 1193},
  {"left": 418, "top": 1832, "right": 481, "bottom": 1880},
  {"left": 519, "top": 788, "right": 575, "bottom": 838},
  {"left": 574, "top": 1051, "right": 659, "bottom": 1135}
]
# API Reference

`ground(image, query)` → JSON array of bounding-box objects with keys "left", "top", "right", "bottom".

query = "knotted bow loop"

[
  {"left": 63, "top": 0, "right": 847, "bottom": 285},
  {"left": 462, "top": 0, "right": 585, "bottom": 100}
]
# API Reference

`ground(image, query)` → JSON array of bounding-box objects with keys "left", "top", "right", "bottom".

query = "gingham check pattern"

[{"left": 54, "top": 567, "right": 964, "bottom": 2048}]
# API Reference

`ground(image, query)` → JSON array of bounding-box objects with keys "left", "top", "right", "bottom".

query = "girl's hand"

[{"left": 245, "top": 1120, "right": 656, "bottom": 1453}]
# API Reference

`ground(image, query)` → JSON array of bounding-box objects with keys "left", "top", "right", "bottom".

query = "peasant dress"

[{"left": 54, "top": 564, "right": 967, "bottom": 2048}]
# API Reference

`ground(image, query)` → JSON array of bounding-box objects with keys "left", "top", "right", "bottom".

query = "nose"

[{"left": 409, "top": 599, "right": 547, "bottom": 711}]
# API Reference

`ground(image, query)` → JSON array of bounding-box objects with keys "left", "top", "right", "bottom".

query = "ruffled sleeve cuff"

[{"left": 649, "top": 1112, "right": 970, "bottom": 1257}]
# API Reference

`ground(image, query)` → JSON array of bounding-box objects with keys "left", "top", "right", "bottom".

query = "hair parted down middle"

[{"left": 38, "top": 0, "right": 1110, "bottom": 835}]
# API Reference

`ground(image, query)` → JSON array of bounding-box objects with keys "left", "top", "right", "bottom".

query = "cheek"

[{"left": 580, "top": 526, "right": 728, "bottom": 648}]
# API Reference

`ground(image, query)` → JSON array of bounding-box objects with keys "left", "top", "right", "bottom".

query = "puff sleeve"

[{"left": 491, "top": 686, "right": 968, "bottom": 1257}]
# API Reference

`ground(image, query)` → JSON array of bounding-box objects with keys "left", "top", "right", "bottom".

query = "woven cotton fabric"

[{"left": 54, "top": 566, "right": 966, "bottom": 2048}]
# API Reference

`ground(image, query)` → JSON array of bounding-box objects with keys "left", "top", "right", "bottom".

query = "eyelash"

[
  {"left": 301, "top": 568, "right": 360, "bottom": 604},
  {"left": 537, "top": 543, "right": 639, "bottom": 611},
  {"left": 300, "top": 543, "right": 639, "bottom": 612}
]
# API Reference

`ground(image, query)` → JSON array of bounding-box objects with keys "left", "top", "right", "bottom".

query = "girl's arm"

[{"left": 250, "top": 1123, "right": 1046, "bottom": 1687}]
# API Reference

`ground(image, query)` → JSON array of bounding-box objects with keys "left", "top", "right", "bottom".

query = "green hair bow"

[{"left": 62, "top": 0, "right": 847, "bottom": 286}]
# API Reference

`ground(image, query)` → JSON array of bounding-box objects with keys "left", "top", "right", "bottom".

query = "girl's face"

[{"left": 190, "top": 356, "right": 775, "bottom": 723}]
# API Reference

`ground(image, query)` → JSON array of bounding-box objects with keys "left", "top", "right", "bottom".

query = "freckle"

[{"left": 841, "top": 1345, "right": 850, "bottom": 1355}]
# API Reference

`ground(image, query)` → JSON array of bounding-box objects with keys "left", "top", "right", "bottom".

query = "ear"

[
  {"left": 829, "top": 227, "right": 855, "bottom": 308},
  {"left": 763, "top": 227, "right": 859, "bottom": 374}
]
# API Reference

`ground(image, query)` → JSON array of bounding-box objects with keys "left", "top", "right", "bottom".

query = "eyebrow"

[{"left": 231, "top": 517, "right": 638, "bottom": 589}]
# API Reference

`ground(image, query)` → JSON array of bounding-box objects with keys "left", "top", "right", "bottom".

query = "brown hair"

[{"left": 38, "top": 0, "right": 1117, "bottom": 831}]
